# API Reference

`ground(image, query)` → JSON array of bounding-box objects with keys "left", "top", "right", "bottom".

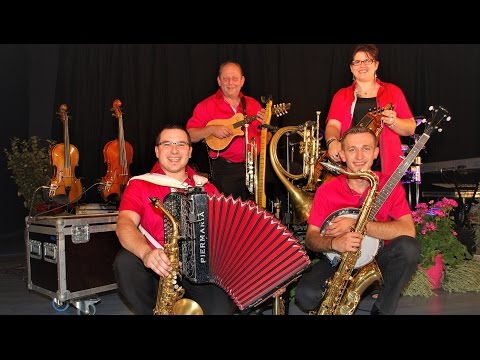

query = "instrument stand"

[
  {"left": 407, "top": 156, "right": 422, "bottom": 208},
  {"left": 282, "top": 131, "right": 292, "bottom": 226},
  {"left": 454, "top": 178, "right": 479, "bottom": 229},
  {"left": 452, "top": 177, "right": 479, "bottom": 255}
]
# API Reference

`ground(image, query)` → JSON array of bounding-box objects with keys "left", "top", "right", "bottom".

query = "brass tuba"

[
  {"left": 149, "top": 196, "right": 204, "bottom": 315},
  {"left": 315, "top": 164, "right": 383, "bottom": 315},
  {"left": 269, "top": 116, "right": 322, "bottom": 224}
]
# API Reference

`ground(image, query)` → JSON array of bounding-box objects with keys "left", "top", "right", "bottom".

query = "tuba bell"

[{"left": 269, "top": 115, "right": 323, "bottom": 224}]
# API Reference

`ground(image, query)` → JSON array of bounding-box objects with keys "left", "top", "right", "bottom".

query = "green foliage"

[
  {"left": 402, "top": 268, "right": 435, "bottom": 297},
  {"left": 442, "top": 260, "right": 480, "bottom": 293},
  {"left": 403, "top": 260, "right": 480, "bottom": 297},
  {"left": 3, "top": 136, "right": 56, "bottom": 211},
  {"left": 412, "top": 198, "right": 472, "bottom": 268},
  {"left": 475, "top": 227, "right": 480, "bottom": 253}
]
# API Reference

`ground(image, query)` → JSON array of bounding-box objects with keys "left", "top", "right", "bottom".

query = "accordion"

[{"left": 163, "top": 187, "right": 310, "bottom": 311}]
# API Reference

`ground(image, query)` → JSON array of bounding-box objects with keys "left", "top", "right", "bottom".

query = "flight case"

[{"left": 25, "top": 213, "right": 121, "bottom": 314}]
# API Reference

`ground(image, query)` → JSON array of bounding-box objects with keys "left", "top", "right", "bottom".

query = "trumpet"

[{"left": 246, "top": 136, "right": 257, "bottom": 195}]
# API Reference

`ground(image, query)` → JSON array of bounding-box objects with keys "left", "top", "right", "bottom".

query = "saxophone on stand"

[
  {"left": 149, "top": 196, "right": 203, "bottom": 315},
  {"left": 315, "top": 165, "right": 383, "bottom": 315}
]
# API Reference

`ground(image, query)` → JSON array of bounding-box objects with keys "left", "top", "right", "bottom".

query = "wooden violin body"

[
  {"left": 357, "top": 102, "right": 394, "bottom": 137},
  {"left": 100, "top": 99, "right": 133, "bottom": 203},
  {"left": 49, "top": 104, "right": 83, "bottom": 204}
]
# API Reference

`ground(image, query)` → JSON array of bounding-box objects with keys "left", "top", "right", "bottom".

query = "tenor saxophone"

[
  {"left": 149, "top": 197, "right": 203, "bottom": 315},
  {"left": 316, "top": 166, "right": 383, "bottom": 315}
]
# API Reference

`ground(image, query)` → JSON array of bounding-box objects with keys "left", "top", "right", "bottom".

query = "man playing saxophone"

[
  {"left": 295, "top": 126, "right": 420, "bottom": 315},
  {"left": 113, "top": 124, "right": 236, "bottom": 315}
]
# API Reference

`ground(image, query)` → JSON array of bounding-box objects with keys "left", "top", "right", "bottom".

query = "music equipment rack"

[
  {"left": 421, "top": 157, "right": 480, "bottom": 228},
  {"left": 421, "top": 157, "right": 480, "bottom": 174}
]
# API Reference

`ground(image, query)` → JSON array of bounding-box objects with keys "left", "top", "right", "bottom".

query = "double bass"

[
  {"left": 100, "top": 99, "right": 133, "bottom": 203},
  {"left": 49, "top": 104, "right": 83, "bottom": 204}
]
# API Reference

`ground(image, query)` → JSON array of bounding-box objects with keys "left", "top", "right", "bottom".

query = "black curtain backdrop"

[
  {"left": 2, "top": 44, "right": 480, "bottom": 236},
  {"left": 51, "top": 44, "right": 480, "bottom": 192}
]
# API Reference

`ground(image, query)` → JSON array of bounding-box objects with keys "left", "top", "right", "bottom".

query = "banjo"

[{"left": 322, "top": 105, "right": 451, "bottom": 268}]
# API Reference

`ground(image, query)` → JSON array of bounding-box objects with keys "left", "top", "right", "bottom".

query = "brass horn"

[{"left": 269, "top": 122, "right": 320, "bottom": 224}]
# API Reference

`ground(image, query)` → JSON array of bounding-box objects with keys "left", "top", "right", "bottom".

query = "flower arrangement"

[
  {"left": 412, "top": 198, "right": 471, "bottom": 269},
  {"left": 402, "top": 198, "right": 480, "bottom": 297}
]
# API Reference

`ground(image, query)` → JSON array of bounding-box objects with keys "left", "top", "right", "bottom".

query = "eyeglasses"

[
  {"left": 351, "top": 59, "right": 374, "bottom": 66},
  {"left": 157, "top": 141, "right": 190, "bottom": 149}
]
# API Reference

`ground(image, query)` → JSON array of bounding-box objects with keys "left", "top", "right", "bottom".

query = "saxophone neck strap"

[{"left": 241, "top": 96, "right": 247, "bottom": 116}]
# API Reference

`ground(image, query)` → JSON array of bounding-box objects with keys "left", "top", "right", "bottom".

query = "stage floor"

[{"left": 1, "top": 237, "right": 479, "bottom": 315}]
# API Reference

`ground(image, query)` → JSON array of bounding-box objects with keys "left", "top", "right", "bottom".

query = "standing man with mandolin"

[
  {"left": 325, "top": 44, "right": 416, "bottom": 176},
  {"left": 186, "top": 61, "right": 265, "bottom": 200}
]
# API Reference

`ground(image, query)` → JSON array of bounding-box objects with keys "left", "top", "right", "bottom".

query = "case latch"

[
  {"left": 72, "top": 224, "right": 90, "bottom": 244},
  {"left": 29, "top": 239, "right": 42, "bottom": 259},
  {"left": 43, "top": 242, "right": 57, "bottom": 263}
]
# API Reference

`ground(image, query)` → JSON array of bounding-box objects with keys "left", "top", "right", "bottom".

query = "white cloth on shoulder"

[
  {"left": 128, "top": 172, "right": 209, "bottom": 249},
  {"left": 128, "top": 173, "right": 208, "bottom": 188}
]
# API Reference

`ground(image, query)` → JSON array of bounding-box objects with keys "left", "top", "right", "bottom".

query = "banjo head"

[{"left": 321, "top": 208, "right": 379, "bottom": 269}]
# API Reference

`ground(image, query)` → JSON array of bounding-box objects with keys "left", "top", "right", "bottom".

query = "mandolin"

[
  {"left": 100, "top": 99, "right": 133, "bottom": 204},
  {"left": 49, "top": 104, "right": 83, "bottom": 205},
  {"left": 204, "top": 102, "right": 290, "bottom": 151}
]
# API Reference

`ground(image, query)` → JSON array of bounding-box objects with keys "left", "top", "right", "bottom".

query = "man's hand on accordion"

[{"left": 143, "top": 248, "right": 172, "bottom": 277}]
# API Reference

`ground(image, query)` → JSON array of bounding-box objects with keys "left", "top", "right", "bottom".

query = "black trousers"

[
  {"left": 295, "top": 235, "right": 420, "bottom": 315},
  {"left": 113, "top": 248, "right": 237, "bottom": 315},
  {"left": 210, "top": 157, "right": 249, "bottom": 201}
]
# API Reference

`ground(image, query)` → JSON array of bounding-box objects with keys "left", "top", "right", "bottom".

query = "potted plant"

[
  {"left": 3, "top": 136, "right": 56, "bottom": 214},
  {"left": 402, "top": 197, "right": 479, "bottom": 296},
  {"left": 412, "top": 197, "right": 471, "bottom": 270}
]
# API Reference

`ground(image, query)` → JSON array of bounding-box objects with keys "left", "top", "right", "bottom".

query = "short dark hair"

[
  {"left": 341, "top": 126, "right": 378, "bottom": 147},
  {"left": 352, "top": 44, "right": 379, "bottom": 62},
  {"left": 156, "top": 123, "right": 192, "bottom": 146}
]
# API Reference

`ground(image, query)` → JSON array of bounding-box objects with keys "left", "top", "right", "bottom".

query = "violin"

[
  {"left": 100, "top": 99, "right": 133, "bottom": 204},
  {"left": 357, "top": 102, "right": 394, "bottom": 137},
  {"left": 313, "top": 150, "right": 338, "bottom": 186},
  {"left": 49, "top": 104, "right": 83, "bottom": 204}
]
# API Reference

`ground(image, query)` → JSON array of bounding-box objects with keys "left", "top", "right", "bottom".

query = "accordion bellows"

[{"left": 163, "top": 189, "right": 310, "bottom": 311}]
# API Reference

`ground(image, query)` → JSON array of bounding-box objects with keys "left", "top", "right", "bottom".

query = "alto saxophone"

[
  {"left": 149, "top": 197, "right": 203, "bottom": 315},
  {"left": 316, "top": 166, "right": 383, "bottom": 315}
]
